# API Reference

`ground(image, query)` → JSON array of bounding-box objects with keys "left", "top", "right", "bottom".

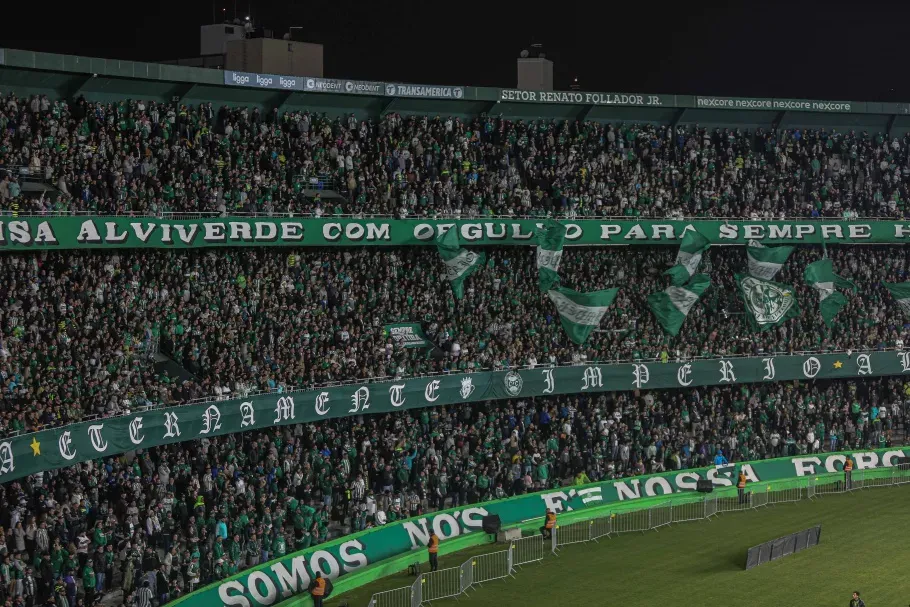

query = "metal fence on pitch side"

[{"left": 364, "top": 466, "right": 910, "bottom": 607}]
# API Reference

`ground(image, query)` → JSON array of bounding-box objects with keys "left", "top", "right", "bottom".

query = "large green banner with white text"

[
  {"left": 4, "top": 350, "right": 910, "bottom": 484},
  {"left": 177, "top": 445, "right": 908, "bottom": 607},
  {"left": 2, "top": 217, "right": 910, "bottom": 249}
]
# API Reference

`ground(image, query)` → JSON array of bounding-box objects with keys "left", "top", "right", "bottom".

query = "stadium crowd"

[
  {"left": 1, "top": 245, "right": 909, "bottom": 432},
  {"left": 2, "top": 92, "right": 910, "bottom": 607},
  {"left": 0, "top": 377, "right": 902, "bottom": 606},
  {"left": 1, "top": 94, "right": 910, "bottom": 219}
]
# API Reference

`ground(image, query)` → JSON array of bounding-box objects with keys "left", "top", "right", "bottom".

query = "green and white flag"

[
  {"left": 647, "top": 274, "right": 711, "bottom": 337},
  {"left": 804, "top": 259, "right": 856, "bottom": 327},
  {"left": 435, "top": 229, "right": 485, "bottom": 300},
  {"left": 548, "top": 286, "right": 619, "bottom": 345},
  {"left": 665, "top": 229, "right": 710, "bottom": 286},
  {"left": 735, "top": 273, "right": 800, "bottom": 332},
  {"left": 884, "top": 282, "right": 910, "bottom": 316},
  {"left": 747, "top": 241, "right": 794, "bottom": 281},
  {"left": 536, "top": 219, "right": 567, "bottom": 292}
]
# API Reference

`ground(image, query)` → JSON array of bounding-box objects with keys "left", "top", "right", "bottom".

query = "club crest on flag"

[{"left": 740, "top": 276, "right": 795, "bottom": 324}]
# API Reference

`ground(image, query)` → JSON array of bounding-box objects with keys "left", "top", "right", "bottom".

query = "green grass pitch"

[{"left": 328, "top": 484, "right": 910, "bottom": 606}]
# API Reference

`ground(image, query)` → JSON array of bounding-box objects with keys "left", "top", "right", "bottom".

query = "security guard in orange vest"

[
  {"left": 309, "top": 572, "right": 327, "bottom": 607},
  {"left": 844, "top": 456, "right": 854, "bottom": 489},
  {"left": 428, "top": 533, "right": 440, "bottom": 571},
  {"left": 540, "top": 509, "right": 557, "bottom": 539},
  {"left": 737, "top": 471, "right": 747, "bottom": 504}
]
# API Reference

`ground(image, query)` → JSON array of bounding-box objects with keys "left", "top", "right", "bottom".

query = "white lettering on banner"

[
  {"left": 762, "top": 357, "right": 776, "bottom": 380},
  {"left": 705, "top": 467, "right": 734, "bottom": 487},
  {"left": 633, "top": 364, "right": 650, "bottom": 388},
  {"left": 240, "top": 402, "right": 255, "bottom": 427},
  {"left": 339, "top": 539, "right": 369, "bottom": 572},
  {"left": 88, "top": 424, "right": 108, "bottom": 452},
  {"left": 163, "top": 412, "right": 181, "bottom": 438},
  {"left": 803, "top": 356, "right": 821, "bottom": 378},
  {"left": 200, "top": 405, "right": 223, "bottom": 435},
  {"left": 219, "top": 581, "right": 250, "bottom": 607},
  {"left": 854, "top": 452, "right": 879, "bottom": 470},
  {"left": 274, "top": 396, "right": 296, "bottom": 423},
  {"left": 644, "top": 476, "right": 674, "bottom": 496},
  {"left": 899, "top": 352, "right": 910, "bottom": 372},
  {"left": 539, "top": 491, "right": 571, "bottom": 514},
  {"left": 230, "top": 72, "right": 250, "bottom": 86},
  {"left": 718, "top": 360, "right": 736, "bottom": 382},
  {"left": 613, "top": 479, "right": 642, "bottom": 501},
  {"left": 314, "top": 392, "right": 330, "bottom": 416},
  {"left": 129, "top": 417, "right": 145, "bottom": 445},
  {"left": 58, "top": 431, "right": 76, "bottom": 461},
  {"left": 424, "top": 380, "right": 441, "bottom": 402},
  {"left": 0, "top": 443, "right": 13, "bottom": 475},
  {"left": 227, "top": 535, "right": 365, "bottom": 607},
  {"left": 542, "top": 369, "right": 555, "bottom": 394},
  {"left": 387, "top": 84, "right": 464, "bottom": 99},
  {"left": 247, "top": 572, "right": 278, "bottom": 605},
  {"left": 882, "top": 450, "right": 906, "bottom": 467},
  {"left": 576, "top": 487, "right": 604, "bottom": 504},
  {"left": 308, "top": 551, "right": 341, "bottom": 580},
  {"left": 401, "top": 507, "right": 489, "bottom": 549},
  {"left": 270, "top": 557, "right": 310, "bottom": 600},
  {"left": 349, "top": 387, "right": 370, "bottom": 413},
  {"left": 857, "top": 354, "right": 873, "bottom": 375},
  {"left": 459, "top": 377, "right": 476, "bottom": 399},
  {"left": 677, "top": 363, "right": 693, "bottom": 386},
  {"left": 389, "top": 384, "right": 406, "bottom": 407},
  {"left": 739, "top": 464, "right": 760, "bottom": 484},
  {"left": 675, "top": 472, "right": 702, "bottom": 491},
  {"left": 500, "top": 89, "right": 661, "bottom": 106},
  {"left": 581, "top": 367, "right": 603, "bottom": 390},
  {"left": 824, "top": 454, "right": 846, "bottom": 473},
  {"left": 322, "top": 222, "right": 390, "bottom": 242}
]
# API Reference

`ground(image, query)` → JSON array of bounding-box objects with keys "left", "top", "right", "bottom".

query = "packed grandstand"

[{"left": 1, "top": 49, "right": 910, "bottom": 607}]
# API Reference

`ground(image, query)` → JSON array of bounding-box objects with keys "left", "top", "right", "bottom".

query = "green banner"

[
  {"left": 382, "top": 323, "right": 430, "bottom": 349},
  {"left": 3, "top": 217, "right": 910, "bottom": 249},
  {"left": 4, "top": 350, "right": 909, "bottom": 483},
  {"left": 182, "top": 445, "right": 907, "bottom": 607}
]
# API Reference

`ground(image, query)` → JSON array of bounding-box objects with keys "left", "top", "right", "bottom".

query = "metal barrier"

[
  {"left": 612, "top": 507, "right": 650, "bottom": 534},
  {"left": 420, "top": 566, "right": 462, "bottom": 603},
  {"left": 470, "top": 550, "right": 513, "bottom": 585},
  {"left": 367, "top": 587, "right": 411, "bottom": 607},
  {"left": 650, "top": 503, "right": 672, "bottom": 530},
  {"left": 671, "top": 499, "right": 706, "bottom": 523},
  {"left": 364, "top": 467, "right": 905, "bottom": 606},
  {"left": 555, "top": 520, "right": 591, "bottom": 547},
  {"left": 511, "top": 535, "right": 545, "bottom": 567}
]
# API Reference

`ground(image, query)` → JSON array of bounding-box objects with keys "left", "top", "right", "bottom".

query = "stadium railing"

[{"left": 359, "top": 465, "right": 910, "bottom": 607}]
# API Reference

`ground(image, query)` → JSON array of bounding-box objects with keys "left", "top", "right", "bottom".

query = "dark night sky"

[{"left": 2, "top": 0, "right": 906, "bottom": 102}]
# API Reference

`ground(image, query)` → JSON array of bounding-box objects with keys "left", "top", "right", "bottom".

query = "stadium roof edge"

[{"left": 3, "top": 47, "right": 910, "bottom": 120}]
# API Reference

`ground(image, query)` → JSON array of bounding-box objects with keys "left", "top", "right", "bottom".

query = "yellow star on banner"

[
  {"left": 30, "top": 438, "right": 40, "bottom": 456},
  {"left": 833, "top": 361, "right": 844, "bottom": 369}
]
